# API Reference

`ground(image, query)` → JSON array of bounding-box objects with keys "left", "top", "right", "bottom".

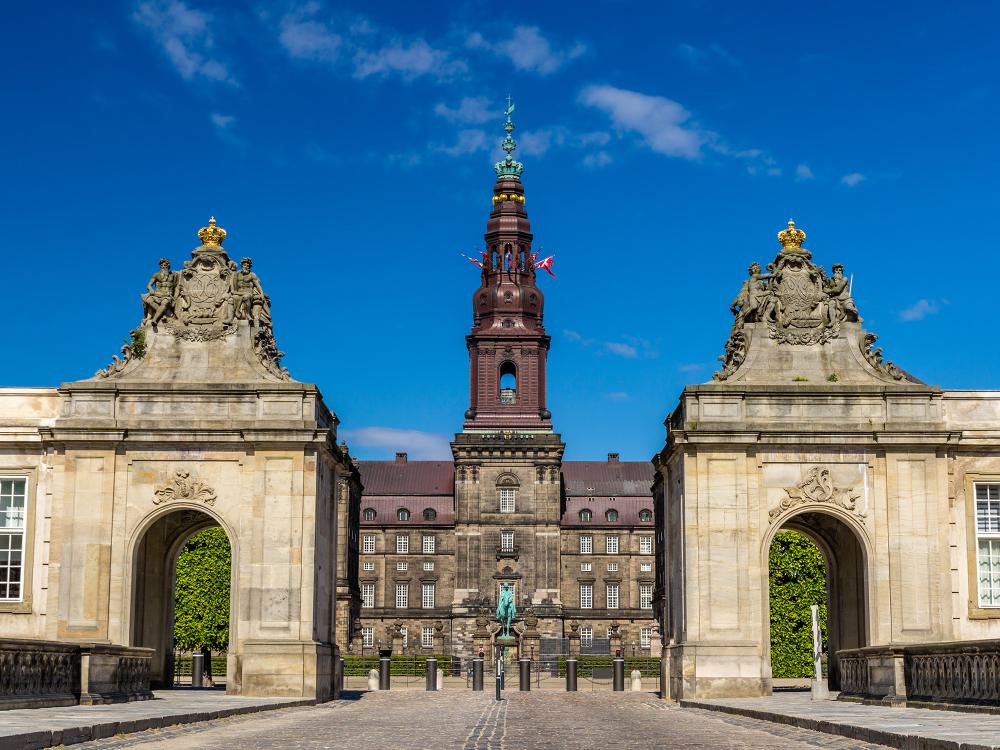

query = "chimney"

[
  {"left": 395, "top": 452, "right": 408, "bottom": 463},
  {"left": 607, "top": 453, "right": 620, "bottom": 463}
]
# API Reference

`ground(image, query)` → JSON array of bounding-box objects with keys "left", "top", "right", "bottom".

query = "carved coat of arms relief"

[{"left": 768, "top": 466, "right": 864, "bottom": 523}]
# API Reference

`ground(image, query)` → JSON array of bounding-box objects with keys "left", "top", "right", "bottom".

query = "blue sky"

[{"left": 2, "top": 1, "right": 998, "bottom": 461}]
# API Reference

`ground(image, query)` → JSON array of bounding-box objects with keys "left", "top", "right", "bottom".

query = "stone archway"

[
  {"left": 765, "top": 510, "right": 869, "bottom": 690},
  {"left": 129, "top": 506, "right": 236, "bottom": 690}
]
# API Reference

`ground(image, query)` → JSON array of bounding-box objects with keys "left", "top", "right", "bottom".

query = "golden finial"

[
  {"left": 197, "top": 216, "right": 227, "bottom": 246},
  {"left": 777, "top": 218, "right": 806, "bottom": 250}
]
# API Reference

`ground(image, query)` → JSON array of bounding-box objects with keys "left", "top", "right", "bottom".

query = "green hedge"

[
  {"left": 769, "top": 530, "right": 828, "bottom": 678},
  {"left": 174, "top": 656, "right": 227, "bottom": 676},
  {"left": 343, "top": 655, "right": 451, "bottom": 677},
  {"left": 555, "top": 656, "right": 659, "bottom": 677}
]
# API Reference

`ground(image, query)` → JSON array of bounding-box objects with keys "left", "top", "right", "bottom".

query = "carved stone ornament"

[
  {"left": 768, "top": 466, "right": 863, "bottom": 522},
  {"left": 860, "top": 332, "right": 907, "bottom": 381},
  {"left": 153, "top": 469, "right": 217, "bottom": 506},
  {"left": 99, "top": 218, "right": 291, "bottom": 381}
]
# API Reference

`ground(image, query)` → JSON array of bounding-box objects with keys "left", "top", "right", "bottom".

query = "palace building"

[{"left": 342, "top": 107, "right": 660, "bottom": 658}]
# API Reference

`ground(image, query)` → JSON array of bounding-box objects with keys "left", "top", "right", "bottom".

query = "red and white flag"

[
  {"left": 460, "top": 252, "right": 483, "bottom": 268},
  {"left": 533, "top": 255, "right": 556, "bottom": 278},
  {"left": 504, "top": 248, "right": 512, "bottom": 270}
]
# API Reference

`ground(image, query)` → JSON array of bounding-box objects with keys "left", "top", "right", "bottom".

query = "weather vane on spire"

[{"left": 495, "top": 95, "right": 524, "bottom": 179}]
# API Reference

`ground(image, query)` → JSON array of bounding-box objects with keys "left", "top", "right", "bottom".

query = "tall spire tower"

[
  {"left": 463, "top": 98, "right": 551, "bottom": 430},
  {"left": 451, "top": 101, "right": 565, "bottom": 646}
]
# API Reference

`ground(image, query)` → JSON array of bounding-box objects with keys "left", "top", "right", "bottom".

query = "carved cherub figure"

[
  {"left": 730, "top": 262, "right": 772, "bottom": 324},
  {"left": 141, "top": 258, "right": 178, "bottom": 327}
]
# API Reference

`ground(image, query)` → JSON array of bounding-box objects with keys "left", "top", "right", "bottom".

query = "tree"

[
  {"left": 769, "top": 530, "right": 827, "bottom": 678},
  {"left": 174, "top": 527, "right": 231, "bottom": 657}
]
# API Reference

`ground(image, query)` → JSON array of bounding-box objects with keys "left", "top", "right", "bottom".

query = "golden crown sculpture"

[
  {"left": 777, "top": 219, "right": 806, "bottom": 250},
  {"left": 197, "top": 216, "right": 227, "bottom": 246}
]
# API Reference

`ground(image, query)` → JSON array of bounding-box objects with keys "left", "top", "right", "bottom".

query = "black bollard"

[
  {"left": 379, "top": 648, "right": 391, "bottom": 691},
  {"left": 519, "top": 657, "right": 531, "bottom": 691},
  {"left": 425, "top": 657, "right": 438, "bottom": 691},
  {"left": 472, "top": 656, "right": 484, "bottom": 691},
  {"left": 191, "top": 652, "right": 204, "bottom": 688},
  {"left": 613, "top": 656, "right": 625, "bottom": 692},
  {"left": 495, "top": 653, "right": 502, "bottom": 701},
  {"left": 566, "top": 658, "right": 577, "bottom": 692}
]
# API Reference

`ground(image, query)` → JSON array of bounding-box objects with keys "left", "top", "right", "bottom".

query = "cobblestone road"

[{"left": 72, "top": 692, "right": 891, "bottom": 749}]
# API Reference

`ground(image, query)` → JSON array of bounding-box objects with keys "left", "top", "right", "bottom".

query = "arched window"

[
  {"left": 497, "top": 475, "right": 518, "bottom": 513},
  {"left": 605, "top": 509, "right": 619, "bottom": 522},
  {"left": 579, "top": 509, "right": 592, "bottom": 522},
  {"left": 363, "top": 508, "right": 376, "bottom": 521},
  {"left": 499, "top": 361, "right": 517, "bottom": 404},
  {"left": 397, "top": 508, "right": 410, "bottom": 521},
  {"left": 423, "top": 508, "right": 437, "bottom": 521},
  {"left": 639, "top": 509, "right": 653, "bottom": 522}
]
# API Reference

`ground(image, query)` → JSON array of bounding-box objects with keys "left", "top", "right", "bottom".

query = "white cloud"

[
  {"left": 353, "top": 38, "right": 464, "bottom": 80},
  {"left": 435, "top": 129, "right": 491, "bottom": 156},
  {"left": 604, "top": 342, "right": 638, "bottom": 358},
  {"left": 434, "top": 96, "right": 498, "bottom": 124},
  {"left": 677, "top": 362, "right": 708, "bottom": 373},
  {"left": 898, "top": 299, "right": 944, "bottom": 322},
  {"left": 796, "top": 163, "right": 815, "bottom": 180},
  {"left": 133, "top": 0, "right": 236, "bottom": 84},
  {"left": 209, "top": 112, "right": 246, "bottom": 150},
  {"left": 467, "top": 25, "right": 586, "bottom": 75},
  {"left": 606, "top": 391, "right": 630, "bottom": 401},
  {"left": 341, "top": 426, "right": 452, "bottom": 460},
  {"left": 564, "top": 330, "right": 583, "bottom": 342},
  {"left": 676, "top": 42, "right": 742, "bottom": 70},
  {"left": 209, "top": 112, "right": 234, "bottom": 129},
  {"left": 278, "top": 8, "right": 342, "bottom": 62},
  {"left": 564, "top": 330, "right": 656, "bottom": 359},
  {"left": 582, "top": 150, "right": 612, "bottom": 168},
  {"left": 579, "top": 85, "right": 703, "bottom": 159},
  {"left": 841, "top": 172, "right": 866, "bottom": 187}
]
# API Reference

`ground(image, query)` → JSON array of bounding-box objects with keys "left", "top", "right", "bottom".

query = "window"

[
  {"left": 363, "top": 534, "right": 376, "bottom": 554},
  {"left": 640, "top": 562, "right": 652, "bottom": 572},
  {"left": 581, "top": 627, "right": 593, "bottom": 648},
  {"left": 423, "top": 535, "right": 435, "bottom": 554},
  {"left": 579, "top": 509, "right": 592, "bottom": 522},
  {"left": 607, "top": 562, "right": 618, "bottom": 572},
  {"left": 396, "top": 535, "right": 409, "bottom": 553},
  {"left": 362, "top": 583, "right": 375, "bottom": 608},
  {"left": 606, "top": 536, "right": 619, "bottom": 554},
  {"left": 362, "top": 626, "right": 374, "bottom": 648},
  {"left": 501, "top": 530, "right": 514, "bottom": 551},
  {"left": 580, "top": 535, "right": 593, "bottom": 554},
  {"left": 363, "top": 561, "right": 374, "bottom": 572},
  {"left": 395, "top": 583, "right": 408, "bottom": 608},
  {"left": 499, "top": 487, "right": 516, "bottom": 513},
  {"left": 423, "top": 561, "right": 434, "bottom": 572},
  {"left": 976, "top": 483, "right": 1000, "bottom": 607},
  {"left": 639, "top": 536, "right": 653, "bottom": 555},
  {"left": 639, "top": 508, "right": 653, "bottom": 522},
  {"left": 0, "top": 478, "right": 26, "bottom": 602},
  {"left": 499, "top": 361, "right": 517, "bottom": 404},
  {"left": 397, "top": 508, "right": 410, "bottom": 521},
  {"left": 363, "top": 508, "right": 376, "bottom": 521},
  {"left": 421, "top": 626, "right": 434, "bottom": 648},
  {"left": 423, "top": 508, "right": 437, "bottom": 521},
  {"left": 641, "top": 627, "right": 652, "bottom": 648},
  {"left": 580, "top": 562, "right": 592, "bottom": 572},
  {"left": 580, "top": 584, "right": 593, "bottom": 609},
  {"left": 605, "top": 509, "right": 618, "bottom": 522},
  {"left": 422, "top": 583, "right": 435, "bottom": 609},
  {"left": 607, "top": 584, "right": 619, "bottom": 609},
  {"left": 640, "top": 584, "right": 653, "bottom": 609},
  {"left": 397, "top": 561, "right": 408, "bottom": 571}
]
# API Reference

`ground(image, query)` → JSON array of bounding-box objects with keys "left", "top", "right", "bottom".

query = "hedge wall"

[
  {"left": 343, "top": 655, "right": 452, "bottom": 676},
  {"left": 769, "top": 530, "right": 827, "bottom": 678},
  {"left": 174, "top": 527, "right": 231, "bottom": 653},
  {"left": 555, "top": 656, "right": 660, "bottom": 677}
]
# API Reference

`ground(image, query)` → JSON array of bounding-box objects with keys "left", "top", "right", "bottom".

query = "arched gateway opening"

[
  {"left": 766, "top": 510, "right": 868, "bottom": 691},
  {"left": 129, "top": 507, "right": 236, "bottom": 690}
]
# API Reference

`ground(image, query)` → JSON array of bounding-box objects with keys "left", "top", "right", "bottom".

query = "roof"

[
  {"left": 358, "top": 460, "right": 454, "bottom": 495},
  {"left": 561, "top": 461, "right": 655, "bottom": 497},
  {"left": 360, "top": 496, "right": 455, "bottom": 527},
  {"left": 561, "top": 496, "right": 655, "bottom": 528}
]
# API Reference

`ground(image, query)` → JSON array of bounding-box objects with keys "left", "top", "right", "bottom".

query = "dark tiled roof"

[
  {"left": 360, "top": 495, "right": 455, "bottom": 526},
  {"left": 358, "top": 460, "right": 455, "bottom": 495},
  {"left": 561, "top": 496, "right": 655, "bottom": 528},
  {"left": 562, "top": 461, "right": 654, "bottom": 498}
]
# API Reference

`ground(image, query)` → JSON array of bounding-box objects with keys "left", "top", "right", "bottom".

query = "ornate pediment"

[{"left": 96, "top": 217, "right": 290, "bottom": 381}]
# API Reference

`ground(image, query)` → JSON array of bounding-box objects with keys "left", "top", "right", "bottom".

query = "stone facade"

[
  {"left": 0, "top": 219, "right": 351, "bottom": 700},
  {"left": 656, "top": 220, "right": 1000, "bottom": 700}
]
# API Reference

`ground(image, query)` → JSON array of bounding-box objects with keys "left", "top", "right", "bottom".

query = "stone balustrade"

[
  {"left": 0, "top": 638, "right": 153, "bottom": 709},
  {"left": 838, "top": 640, "right": 1000, "bottom": 710}
]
